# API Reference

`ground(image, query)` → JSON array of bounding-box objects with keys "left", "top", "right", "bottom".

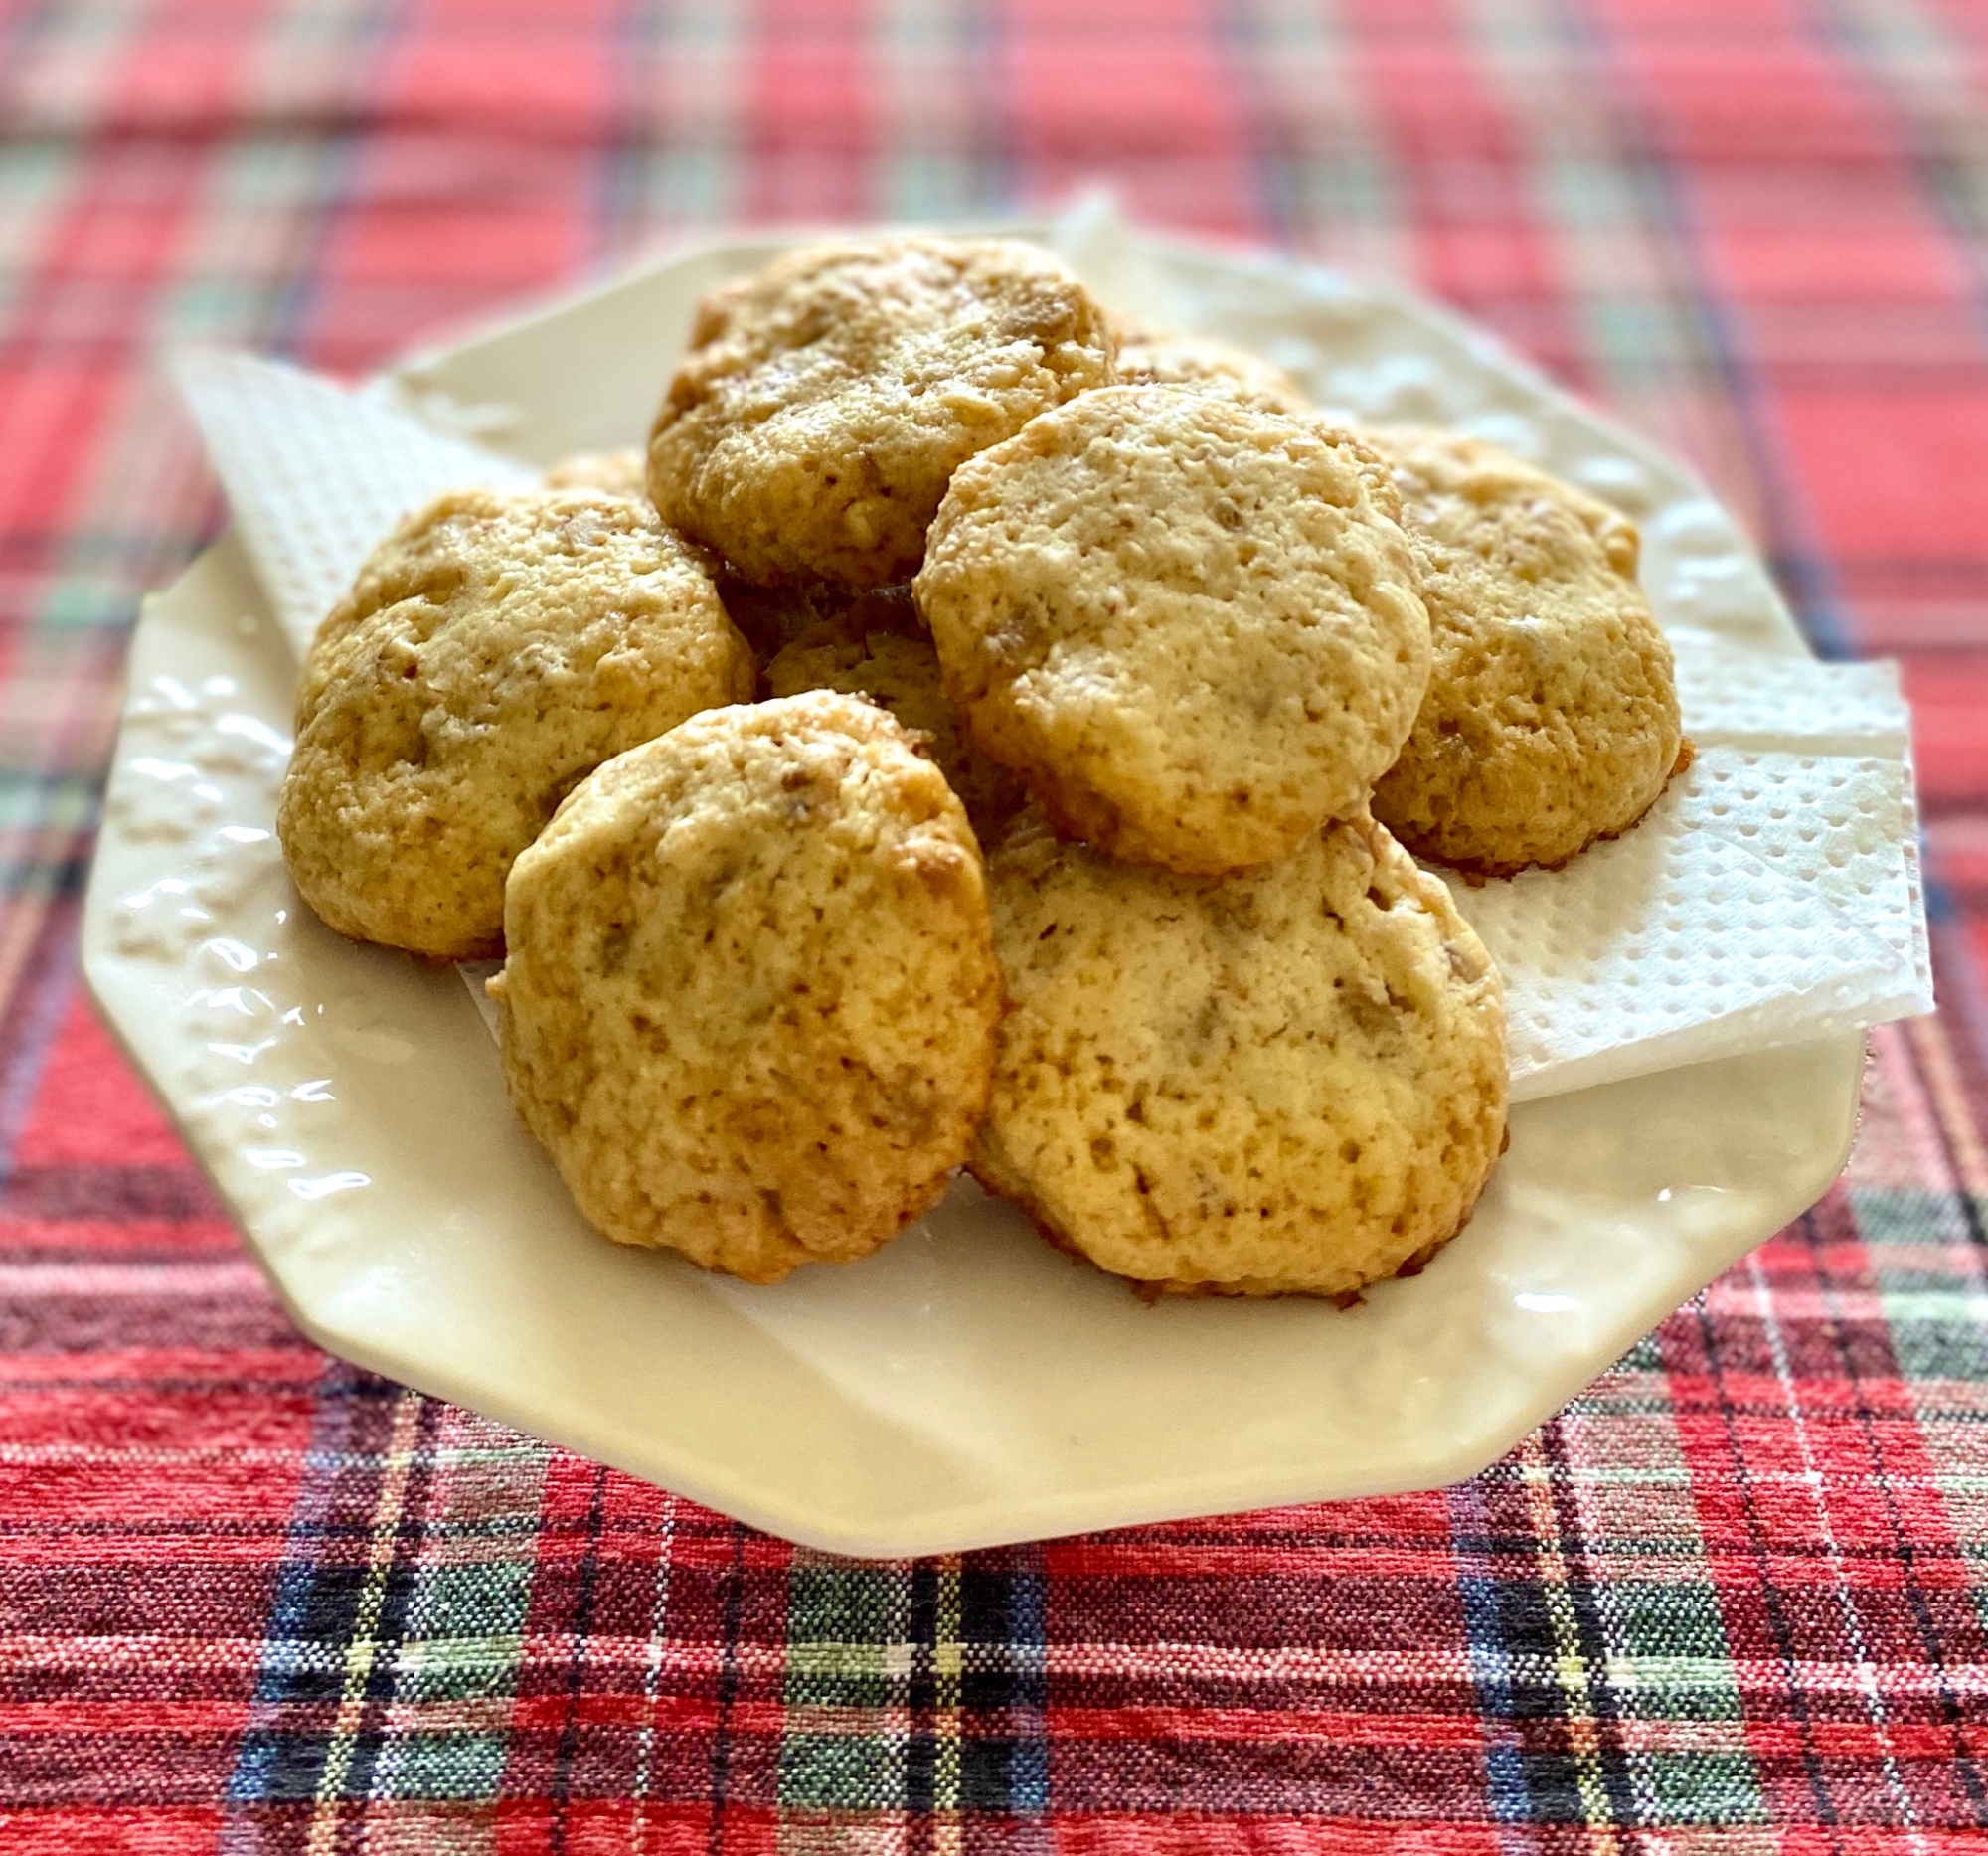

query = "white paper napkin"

[
  {"left": 174, "top": 348, "right": 537, "bottom": 658},
  {"left": 171, "top": 328, "right": 1931, "bottom": 1103},
  {"left": 1454, "top": 625, "right": 1929, "bottom": 1099}
]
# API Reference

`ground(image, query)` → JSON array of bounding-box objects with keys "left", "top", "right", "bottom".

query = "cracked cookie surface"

[
  {"left": 649, "top": 236, "right": 1114, "bottom": 590},
  {"left": 1366, "top": 429, "right": 1684, "bottom": 876},
  {"left": 971, "top": 808, "right": 1508, "bottom": 1298},
  {"left": 916, "top": 386, "right": 1430, "bottom": 875},
  {"left": 491, "top": 692, "right": 1004, "bottom": 1283},
  {"left": 278, "top": 487, "right": 752, "bottom": 959}
]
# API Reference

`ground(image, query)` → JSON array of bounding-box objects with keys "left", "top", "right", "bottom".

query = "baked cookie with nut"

[
  {"left": 490, "top": 692, "right": 1004, "bottom": 1283},
  {"left": 649, "top": 236, "right": 1114, "bottom": 590},
  {"left": 1366, "top": 429, "right": 1685, "bottom": 877},
  {"left": 917, "top": 386, "right": 1430, "bottom": 875},
  {"left": 278, "top": 488, "right": 752, "bottom": 959},
  {"left": 972, "top": 808, "right": 1508, "bottom": 1298}
]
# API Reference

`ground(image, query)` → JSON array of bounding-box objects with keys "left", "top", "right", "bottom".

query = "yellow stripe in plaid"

[{"left": 307, "top": 1386, "right": 426, "bottom": 1847}]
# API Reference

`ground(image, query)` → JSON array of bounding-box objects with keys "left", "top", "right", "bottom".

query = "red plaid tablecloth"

[{"left": 5, "top": 1, "right": 1988, "bottom": 1848}]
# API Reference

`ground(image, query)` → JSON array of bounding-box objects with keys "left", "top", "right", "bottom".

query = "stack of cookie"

[{"left": 275, "top": 233, "right": 1684, "bottom": 1301}]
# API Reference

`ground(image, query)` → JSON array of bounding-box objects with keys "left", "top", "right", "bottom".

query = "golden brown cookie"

[
  {"left": 1109, "top": 311, "right": 1311, "bottom": 416},
  {"left": 1366, "top": 430, "right": 1685, "bottom": 876},
  {"left": 916, "top": 386, "right": 1431, "bottom": 875},
  {"left": 277, "top": 488, "right": 752, "bottom": 960},
  {"left": 649, "top": 236, "right": 1114, "bottom": 590},
  {"left": 972, "top": 808, "right": 1508, "bottom": 1299},
  {"left": 542, "top": 448, "right": 647, "bottom": 497},
  {"left": 765, "top": 628, "right": 1028, "bottom": 838},
  {"left": 490, "top": 692, "right": 1004, "bottom": 1283}
]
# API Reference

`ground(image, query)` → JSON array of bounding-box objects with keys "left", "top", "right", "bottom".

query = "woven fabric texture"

[{"left": 4, "top": 0, "right": 1988, "bottom": 1848}]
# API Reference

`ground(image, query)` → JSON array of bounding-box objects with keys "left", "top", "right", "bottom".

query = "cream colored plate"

[{"left": 83, "top": 230, "right": 1863, "bottom": 1558}]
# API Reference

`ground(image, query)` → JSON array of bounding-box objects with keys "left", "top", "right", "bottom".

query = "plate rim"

[{"left": 85, "top": 226, "right": 1871, "bottom": 1557}]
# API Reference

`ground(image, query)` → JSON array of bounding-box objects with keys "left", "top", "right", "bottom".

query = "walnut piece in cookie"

[
  {"left": 1366, "top": 429, "right": 1685, "bottom": 877},
  {"left": 490, "top": 692, "right": 1005, "bottom": 1284},
  {"left": 916, "top": 386, "right": 1431, "bottom": 876},
  {"left": 276, "top": 488, "right": 752, "bottom": 960},
  {"left": 1108, "top": 311, "right": 1312, "bottom": 416},
  {"left": 971, "top": 808, "right": 1509, "bottom": 1299},
  {"left": 649, "top": 236, "right": 1114, "bottom": 591}
]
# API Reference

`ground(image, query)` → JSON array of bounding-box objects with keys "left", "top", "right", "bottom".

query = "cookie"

[
  {"left": 490, "top": 692, "right": 1004, "bottom": 1283},
  {"left": 543, "top": 448, "right": 647, "bottom": 497},
  {"left": 277, "top": 488, "right": 753, "bottom": 960},
  {"left": 916, "top": 386, "right": 1431, "bottom": 876},
  {"left": 1109, "top": 312, "right": 1312, "bottom": 416},
  {"left": 971, "top": 808, "right": 1508, "bottom": 1298},
  {"left": 649, "top": 236, "right": 1114, "bottom": 590},
  {"left": 719, "top": 577, "right": 921, "bottom": 668},
  {"left": 765, "top": 628, "right": 1029, "bottom": 838},
  {"left": 1366, "top": 430, "right": 1685, "bottom": 876}
]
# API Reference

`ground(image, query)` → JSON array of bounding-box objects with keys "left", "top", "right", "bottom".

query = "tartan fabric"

[{"left": 3, "top": 0, "right": 1988, "bottom": 1846}]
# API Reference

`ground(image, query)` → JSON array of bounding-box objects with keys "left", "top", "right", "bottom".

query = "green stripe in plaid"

[
  {"left": 5, "top": 0, "right": 1988, "bottom": 1847},
  {"left": 226, "top": 1381, "right": 546, "bottom": 1814}
]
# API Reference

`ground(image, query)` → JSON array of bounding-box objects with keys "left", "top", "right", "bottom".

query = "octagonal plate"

[{"left": 83, "top": 228, "right": 1863, "bottom": 1558}]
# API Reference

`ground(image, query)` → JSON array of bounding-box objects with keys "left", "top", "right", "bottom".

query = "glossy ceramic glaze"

[{"left": 83, "top": 231, "right": 1865, "bottom": 1557}]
